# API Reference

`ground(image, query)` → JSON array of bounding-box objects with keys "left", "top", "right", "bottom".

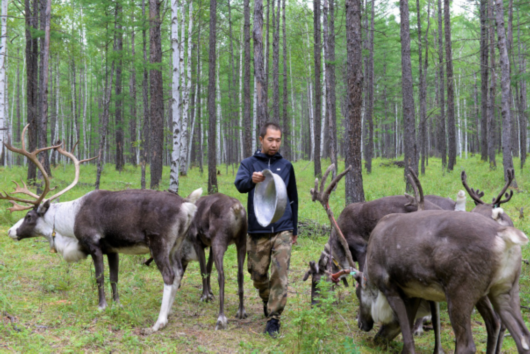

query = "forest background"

[{"left": 0, "top": 0, "right": 526, "bottom": 200}]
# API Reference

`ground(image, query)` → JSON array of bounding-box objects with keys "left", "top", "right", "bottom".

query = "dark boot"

[{"left": 264, "top": 318, "right": 280, "bottom": 338}]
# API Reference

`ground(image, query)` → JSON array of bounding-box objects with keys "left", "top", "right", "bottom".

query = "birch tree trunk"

[
  {"left": 169, "top": 0, "right": 182, "bottom": 192},
  {"left": 495, "top": 0, "right": 517, "bottom": 186}
]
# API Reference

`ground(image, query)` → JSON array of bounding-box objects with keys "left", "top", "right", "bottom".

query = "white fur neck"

[{"left": 455, "top": 190, "right": 466, "bottom": 211}]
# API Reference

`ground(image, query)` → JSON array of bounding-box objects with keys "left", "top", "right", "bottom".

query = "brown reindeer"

[{"left": 4, "top": 125, "right": 202, "bottom": 334}]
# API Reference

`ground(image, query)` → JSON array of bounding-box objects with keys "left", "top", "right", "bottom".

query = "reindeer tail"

[{"left": 187, "top": 188, "right": 203, "bottom": 204}]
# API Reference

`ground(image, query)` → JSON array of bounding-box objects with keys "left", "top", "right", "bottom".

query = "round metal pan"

[{"left": 254, "top": 169, "right": 288, "bottom": 227}]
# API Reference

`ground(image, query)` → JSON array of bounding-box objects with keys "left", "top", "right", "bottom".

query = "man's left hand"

[{"left": 291, "top": 235, "right": 298, "bottom": 245}]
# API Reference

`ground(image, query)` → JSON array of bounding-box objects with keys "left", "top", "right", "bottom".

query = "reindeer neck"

[{"left": 43, "top": 196, "right": 85, "bottom": 238}]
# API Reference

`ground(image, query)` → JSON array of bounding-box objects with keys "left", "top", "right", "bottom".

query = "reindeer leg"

[
  {"left": 445, "top": 294, "right": 476, "bottom": 354},
  {"left": 107, "top": 253, "right": 120, "bottom": 305},
  {"left": 429, "top": 302, "right": 444, "bottom": 354},
  {"left": 489, "top": 289, "right": 530, "bottom": 354},
  {"left": 143, "top": 235, "right": 180, "bottom": 334},
  {"left": 212, "top": 239, "right": 228, "bottom": 330},
  {"left": 235, "top": 236, "right": 247, "bottom": 320},
  {"left": 88, "top": 246, "right": 107, "bottom": 310},
  {"left": 194, "top": 242, "right": 211, "bottom": 302},
  {"left": 382, "top": 290, "right": 417, "bottom": 354},
  {"left": 205, "top": 247, "right": 215, "bottom": 299},
  {"left": 475, "top": 297, "right": 501, "bottom": 354}
]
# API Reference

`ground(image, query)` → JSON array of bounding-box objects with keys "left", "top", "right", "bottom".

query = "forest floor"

[{"left": 0, "top": 155, "right": 529, "bottom": 353}]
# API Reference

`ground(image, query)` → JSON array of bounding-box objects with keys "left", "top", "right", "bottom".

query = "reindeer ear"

[
  {"left": 37, "top": 200, "right": 51, "bottom": 216},
  {"left": 303, "top": 269, "right": 312, "bottom": 281}
]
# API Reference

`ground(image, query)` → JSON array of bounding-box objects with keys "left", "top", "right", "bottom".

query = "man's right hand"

[{"left": 252, "top": 172, "right": 265, "bottom": 183}]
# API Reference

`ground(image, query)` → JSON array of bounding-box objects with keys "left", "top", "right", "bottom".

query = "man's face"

[{"left": 259, "top": 128, "right": 282, "bottom": 156}]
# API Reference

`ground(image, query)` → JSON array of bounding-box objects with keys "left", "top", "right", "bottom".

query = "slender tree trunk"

[
  {"left": 313, "top": 0, "right": 322, "bottom": 178},
  {"left": 281, "top": 0, "right": 289, "bottom": 160},
  {"left": 181, "top": 2, "right": 193, "bottom": 175},
  {"left": 437, "top": 0, "right": 446, "bottom": 167},
  {"left": 25, "top": 0, "right": 38, "bottom": 182},
  {"left": 400, "top": 0, "right": 418, "bottom": 189},
  {"left": 480, "top": 0, "right": 489, "bottom": 160},
  {"left": 38, "top": 0, "right": 51, "bottom": 175},
  {"left": 488, "top": 0, "right": 497, "bottom": 168},
  {"left": 444, "top": 0, "right": 456, "bottom": 170},
  {"left": 140, "top": 0, "right": 149, "bottom": 189},
  {"left": 416, "top": 0, "right": 429, "bottom": 174},
  {"left": 495, "top": 0, "right": 517, "bottom": 186},
  {"left": 115, "top": 3, "right": 124, "bottom": 171},
  {"left": 363, "top": 0, "right": 374, "bottom": 173},
  {"left": 95, "top": 9, "right": 118, "bottom": 189},
  {"left": 517, "top": 10, "right": 527, "bottom": 168},
  {"left": 345, "top": 0, "right": 364, "bottom": 204},
  {"left": 129, "top": 5, "right": 137, "bottom": 166},
  {"left": 325, "top": 0, "right": 337, "bottom": 170},
  {"left": 149, "top": 0, "right": 164, "bottom": 189},
  {"left": 254, "top": 0, "right": 267, "bottom": 129},
  {"left": 243, "top": 0, "right": 252, "bottom": 156},
  {"left": 208, "top": 0, "right": 218, "bottom": 194},
  {"left": 272, "top": 0, "right": 280, "bottom": 123},
  {"left": 169, "top": 0, "right": 182, "bottom": 192},
  {"left": 0, "top": 0, "right": 7, "bottom": 161}
]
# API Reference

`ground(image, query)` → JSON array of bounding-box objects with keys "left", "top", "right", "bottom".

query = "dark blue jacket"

[{"left": 234, "top": 150, "right": 298, "bottom": 236}]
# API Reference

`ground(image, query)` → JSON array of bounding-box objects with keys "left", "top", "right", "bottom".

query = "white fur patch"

[
  {"left": 8, "top": 218, "right": 23, "bottom": 239},
  {"left": 371, "top": 291, "right": 394, "bottom": 324},
  {"left": 53, "top": 234, "right": 87, "bottom": 263},
  {"left": 497, "top": 227, "right": 529, "bottom": 246},
  {"left": 455, "top": 190, "right": 466, "bottom": 211}
]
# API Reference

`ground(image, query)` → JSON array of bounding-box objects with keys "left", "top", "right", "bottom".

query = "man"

[{"left": 234, "top": 122, "right": 298, "bottom": 338}]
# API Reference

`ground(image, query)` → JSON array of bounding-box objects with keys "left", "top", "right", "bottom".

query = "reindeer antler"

[
  {"left": 461, "top": 171, "right": 486, "bottom": 205},
  {"left": 492, "top": 169, "right": 514, "bottom": 207},
  {"left": 461, "top": 169, "right": 514, "bottom": 207},
  {"left": 310, "top": 164, "right": 358, "bottom": 272},
  {"left": 0, "top": 125, "right": 62, "bottom": 211},
  {"left": 1, "top": 127, "right": 97, "bottom": 212},
  {"left": 406, "top": 168, "right": 424, "bottom": 211}
]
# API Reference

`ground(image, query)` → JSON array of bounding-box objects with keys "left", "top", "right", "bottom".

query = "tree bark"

[
  {"left": 325, "top": 0, "right": 337, "bottom": 170},
  {"left": 38, "top": 0, "right": 51, "bottom": 175},
  {"left": 400, "top": 0, "right": 418, "bottom": 189},
  {"left": 141, "top": 0, "right": 149, "bottom": 189},
  {"left": 313, "top": 0, "right": 322, "bottom": 178},
  {"left": 208, "top": 0, "right": 218, "bottom": 194},
  {"left": 254, "top": 0, "right": 267, "bottom": 129},
  {"left": 436, "top": 0, "right": 446, "bottom": 167},
  {"left": 129, "top": 5, "right": 137, "bottom": 166},
  {"left": 25, "top": 0, "right": 39, "bottom": 182},
  {"left": 272, "top": 0, "right": 280, "bottom": 123},
  {"left": 115, "top": 3, "right": 124, "bottom": 171},
  {"left": 488, "top": 0, "right": 497, "bottom": 168},
  {"left": 416, "top": 0, "right": 429, "bottom": 175},
  {"left": 0, "top": 0, "right": 7, "bottom": 163},
  {"left": 281, "top": 0, "right": 289, "bottom": 160},
  {"left": 243, "top": 0, "right": 252, "bottom": 157},
  {"left": 363, "top": 0, "right": 374, "bottom": 173},
  {"left": 444, "top": 0, "right": 456, "bottom": 170},
  {"left": 169, "top": 0, "right": 183, "bottom": 192},
  {"left": 181, "top": 2, "right": 193, "bottom": 175},
  {"left": 480, "top": 0, "right": 489, "bottom": 160},
  {"left": 517, "top": 10, "right": 527, "bottom": 168},
  {"left": 149, "top": 0, "right": 164, "bottom": 189},
  {"left": 345, "top": 0, "right": 364, "bottom": 204},
  {"left": 495, "top": 0, "right": 517, "bottom": 186}
]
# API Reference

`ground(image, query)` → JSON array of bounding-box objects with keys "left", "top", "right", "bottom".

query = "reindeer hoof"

[
  {"left": 98, "top": 303, "right": 108, "bottom": 311},
  {"left": 200, "top": 293, "right": 215, "bottom": 302},
  {"left": 413, "top": 327, "right": 424, "bottom": 336},
  {"left": 235, "top": 308, "right": 247, "bottom": 319},
  {"left": 215, "top": 315, "right": 228, "bottom": 330}
]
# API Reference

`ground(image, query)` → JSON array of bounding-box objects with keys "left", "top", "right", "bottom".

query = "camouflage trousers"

[{"left": 247, "top": 231, "right": 292, "bottom": 320}]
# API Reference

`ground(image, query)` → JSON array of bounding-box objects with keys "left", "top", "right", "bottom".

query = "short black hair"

[{"left": 259, "top": 122, "right": 282, "bottom": 138}]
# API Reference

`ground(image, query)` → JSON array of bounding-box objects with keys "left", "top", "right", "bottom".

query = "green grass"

[{"left": 0, "top": 155, "right": 529, "bottom": 353}]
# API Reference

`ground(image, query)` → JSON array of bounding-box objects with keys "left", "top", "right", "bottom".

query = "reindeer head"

[
  {"left": 461, "top": 170, "right": 515, "bottom": 226},
  {"left": 4, "top": 125, "right": 96, "bottom": 241}
]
